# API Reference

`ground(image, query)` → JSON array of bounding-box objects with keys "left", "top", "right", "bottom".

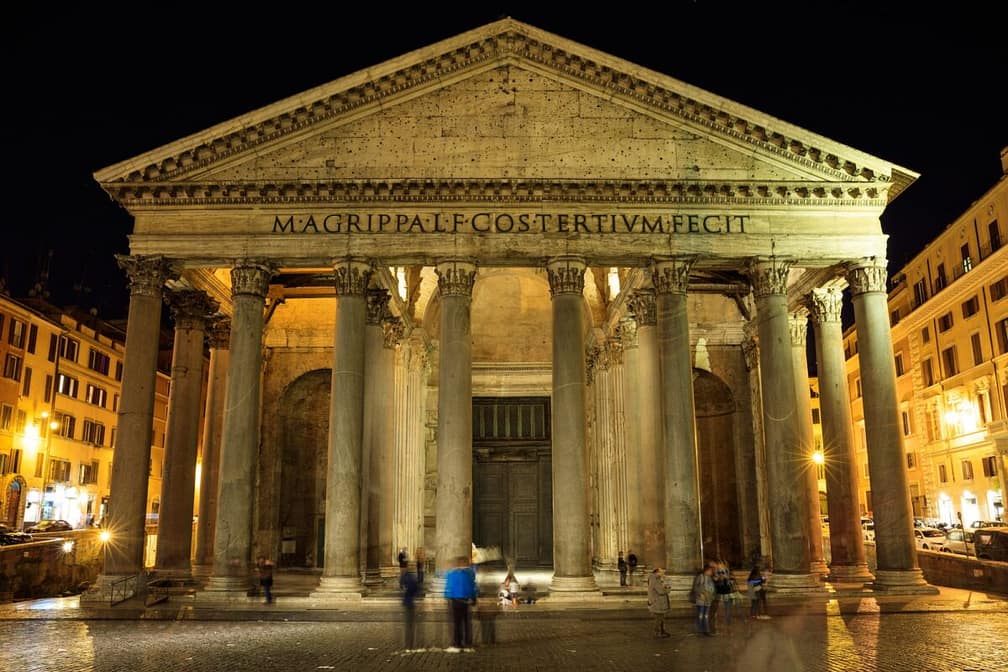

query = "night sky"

[{"left": 5, "top": 4, "right": 1006, "bottom": 322}]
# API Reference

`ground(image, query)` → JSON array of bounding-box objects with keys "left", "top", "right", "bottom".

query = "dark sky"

[{"left": 5, "top": 4, "right": 1006, "bottom": 321}]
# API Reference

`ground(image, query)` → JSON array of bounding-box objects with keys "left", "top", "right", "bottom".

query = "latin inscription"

[{"left": 272, "top": 212, "right": 749, "bottom": 235}]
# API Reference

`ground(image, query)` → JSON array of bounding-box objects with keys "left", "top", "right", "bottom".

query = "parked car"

[
  {"left": 940, "top": 529, "right": 975, "bottom": 555},
  {"left": 914, "top": 527, "right": 946, "bottom": 551},
  {"left": 0, "top": 523, "right": 33, "bottom": 545},
  {"left": 972, "top": 527, "right": 1008, "bottom": 561},
  {"left": 970, "top": 520, "right": 1003, "bottom": 529},
  {"left": 24, "top": 519, "right": 73, "bottom": 534}
]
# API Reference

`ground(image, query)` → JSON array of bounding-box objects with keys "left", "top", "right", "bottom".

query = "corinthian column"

[
  {"left": 155, "top": 289, "right": 218, "bottom": 580},
  {"left": 84, "top": 256, "right": 174, "bottom": 603},
  {"left": 788, "top": 312, "right": 827, "bottom": 577},
  {"left": 547, "top": 257, "right": 599, "bottom": 595},
  {"left": 746, "top": 258, "right": 818, "bottom": 591},
  {"left": 194, "top": 318, "right": 230, "bottom": 576},
  {"left": 313, "top": 258, "right": 372, "bottom": 598},
  {"left": 847, "top": 259, "right": 934, "bottom": 593},
  {"left": 433, "top": 259, "right": 476, "bottom": 579},
  {"left": 618, "top": 319, "right": 643, "bottom": 568},
  {"left": 808, "top": 288, "right": 872, "bottom": 582},
  {"left": 205, "top": 260, "right": 275, "bottom": 596},
  {"left": 652, "top": 258, "right": 701, "bottom": 594},
  {"left": 629, "top": 290, "right": 664, "bottom": 569}
]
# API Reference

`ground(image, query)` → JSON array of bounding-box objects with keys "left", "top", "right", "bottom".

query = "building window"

[
  {"left": 938, "top": 464, "right": 948, "bottom": 483},
  {"left": 971, "top": 333, "right": 983, "bottom": 366},
  {"left": 57, "top": 373, "right": 79, "bottom": 398},
  {"left": 110, "top": 427, "right": 116, "bottom": 449},
  {"left": 937, "top": 312, "right": 954, "bottom": 332},
  {"left": 983, "top": 456, "right": 998, "bottom": 477},
  {"left": 115, "top": 361, "right": 123, "bottom": 381},
  {"left": 906, "top": 452, "right": 916, "bottom": 470},
  {"left": 27, "top": 324, "right": 37, "bottom": 354},
  {"left": 112, "top": 394, "right": 119, "bottom": 413},
  {"left": 921, "top": 326, "right": 930, "bottom": 343},
  {"left": 961, "top": 243, "right": 973, "bottom": 273},
  {"left": 21, "top": 367, "right": 31, "bottom": 396},
  {"left": 895, "top": 353, "right": 905, "bottom": 376},
  {"left": 991, "top": 220, "right": 1003, "bottom": 252},
  {"left": 997, "top": 319, "right": 1008, "bottom": 355},
  {"left": 901, "top": 410, "right": 912, "bottom": 436},
  {"left": 991, "top": 275, "right": 1008, "bottom": 301},
  {"left": 962, "top": 459, "right": 974, "bottom": 480},
  {"left": 0, "top": 404, "right": 12, "bottom": 430},
  {"left": 7, "top": 318, "right": 26, "bottom": 348},
  {"left": 79, "top": 460, "right": 99, "bottom": 485},
  {"left": 49, "top": 459, "right": 72, "bottom": 483},
  {"left": 913, "top": 279, "right": 928, "bottom": 307},
  {"left": 922, "top": 359, "right": 935, "bottom": 387},
  {"left": 941, "top": 346, "right": 958, "bottom": 377},
  {"left": 54, "top": 412, "right": 76, "bottom": 439},
  {"left": 811, "top": 408, "right": 821, "bottom": 424},
  {"left": 14, "top": 410, "right": 26, "bottom": 433},
  {"left": 890, "top": 308, "right": 900, "bottom": 325},
  {"left": 854, "top": 378, "right": 862, "bottom": 398},
  {"left": 962, "top": 296, "right": 980, "bottom": 318},
  {"left": 85, "top": 384, "right": 107, "bottom": 408},
  {"left": 82, "top": 419, "right": 106, "bottom": 446},
  {"left": 88, "top": 348, "right": 111, "bottom": 375},
  {"left": 3, "top": 354, "right": 22, "bottom": 381},
  {"left": 935, "top": 263, "right": 947, "bottom": 291}
]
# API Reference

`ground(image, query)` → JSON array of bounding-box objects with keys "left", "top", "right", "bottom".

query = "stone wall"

[
  {"left": 0, "top": 530, "right": 104, "bottom": 602},
  {"left": 917, "top": 549, "right": 1008, "bottom": 595}
]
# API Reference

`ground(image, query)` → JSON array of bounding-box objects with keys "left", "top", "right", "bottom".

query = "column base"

[
  {"left": 309, "top": 576, "right": 364, "bottom": 600},
  {"left": 665, "top": 573, "right": 695, "bottom": 601},
  {"left": 362, "top": 568, "right": 383, "bottom": 588},
  {"left": 548, "top": 574, "right": 600, "bottom": 598},
  {"left": 767, "top": 572, "right": 827, "bottom": 593},
  {"left": 871, "top": 569, "right": 938, "bottom": 594},
  {"left": 198, "top": 575, "right": 256, "bottom": 602},
  {"left": 79, "top": 573, "right": 142, "bottom": 605},
  {"left": 150, "top": 567, "right": 195, "bottom": 583},
  {"left": 190, "top": 564, "right": 213, "bottom": 579},
  {"left": 810, "top": 560, "right": 829, "bottom": 577},
  {"left": 828, "top": 563, "right": 875, "bottom": 583}
]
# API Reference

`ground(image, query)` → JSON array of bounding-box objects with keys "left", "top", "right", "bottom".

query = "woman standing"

[
  {"left": 691, "top": 564, "right": 715, "bottom": 636},
  {"left": 647, "top": 567, "right": 671, "bottom": 637}
]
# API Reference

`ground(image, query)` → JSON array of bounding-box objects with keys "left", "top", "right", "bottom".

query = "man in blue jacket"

[{"left": 444, "top": 555, "right": 478, "bottom": 651}]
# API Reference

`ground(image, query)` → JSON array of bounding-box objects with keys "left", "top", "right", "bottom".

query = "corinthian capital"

[
  {"left": 546, "top": 256, "right": 585, "bottom": 297},
  {"left": 166, "top": 289, "right": 219, "bottom": 330},
  {"left": 628, "top": 290, "right": 656, "bottom": 326},
  {"left": 746, "top": 257, "right": 792, "bottom": 299},
  {"left": 383, "top": 318, "right": 405, "bottom": 349},
  {"left": 808, "top": 287, "right": 843, "bottom": 325},
  {"left": 116, "top": 255, "right": 176, "bottom": 298},
  {"left": 788, "top": 312, "right": 808, "bottom": 347},
  {"left": 231, "top": 260, "right": 277, "bottom": 298},
  {"left": 435, "top": 259, "right": 477, "bottom": 298},
  {"left": 846, "top": 258, "right": 888, "bottom": 296},
  {"left": 651, "top": 257, "right": 695, "bottom": 295},
  {"left": 617, "top": 318, "right": 638, "bottom": 349},
  {"left": 366, "top": 289, "right": 391, "bottom": 325},
  {"left": 333, "top": 258, "right": 373, "bottom": 296},
  {"left": 207, "top": 317, "right": 231, "bottom": 349}
]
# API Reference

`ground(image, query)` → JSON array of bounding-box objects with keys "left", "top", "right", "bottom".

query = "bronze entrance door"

[{"left": 471, "top": 397, "right": 553, "bottom": 568}]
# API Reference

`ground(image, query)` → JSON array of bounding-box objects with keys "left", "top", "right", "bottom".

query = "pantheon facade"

[{"left": 86, "top": 19, "right": 933, "bottom": 601}]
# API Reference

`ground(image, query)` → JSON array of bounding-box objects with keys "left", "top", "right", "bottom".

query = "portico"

[{"left": 84, "top": 18, "right": 934, "bottom": 604}]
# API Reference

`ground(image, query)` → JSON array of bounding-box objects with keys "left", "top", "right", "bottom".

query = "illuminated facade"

[
  {"left": 0, "top": 295, "right": 172, "bottom": 544},
  {"left": 843, "top": 149, "right": 1008, "bottom": 526},
  {"left": 84, "top": 19, "right": 940, "bottom": 601}
]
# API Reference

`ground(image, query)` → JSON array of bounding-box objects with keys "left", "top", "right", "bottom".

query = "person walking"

[
  {"left": 692, "top": 563, "right": 715, "bottom": 636},
  {"left": 256, "top": 556, "right": 274, "bottom": 604},
  {"left": 617, "top": 551, "right": 628, "bottom": 587},
  {"left": 747, "top": 564, "right": 770, "bottom": 620},
  {"left": 444, "top": 555, "right": 478, "bottom": 652},
  {"left": 399, "top": 555, "right": 420, "bottom": 651},
  {"left": 647, "top": 567, "right": 671, "bottom": 637},
  {"left": 713, "top": 559, "right": 738, "bottom": 628},
  {"left": 627, "top": 551, "right": 638, "bottom": 587}
]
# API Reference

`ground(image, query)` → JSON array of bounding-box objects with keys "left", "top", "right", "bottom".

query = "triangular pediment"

[{"left": 96, "top": 18, "right": 917, "bottom": 206}]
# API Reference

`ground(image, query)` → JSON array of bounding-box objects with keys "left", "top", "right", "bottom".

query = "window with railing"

[{"left": 961, "top": 243, "right": 973, "bottom": 273}]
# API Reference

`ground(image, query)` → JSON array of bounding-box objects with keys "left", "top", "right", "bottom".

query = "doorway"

[{"left": 472, "top": 397, "right": 553, "bottom": 568}]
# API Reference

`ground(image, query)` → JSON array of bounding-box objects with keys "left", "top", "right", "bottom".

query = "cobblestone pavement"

[{"left": 2, "top": 599, "right": 1007, "bottom": 672}]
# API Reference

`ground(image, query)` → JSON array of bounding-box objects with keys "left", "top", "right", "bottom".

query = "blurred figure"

[
  {"left": 399, "top": 553, "right": 420, "bottom": 651},
  {"left": 647, "top": 566, "right": 671, "bottom": 637},
  {"left": 444, "top": 555, "right": 478, "bottom": 652},
  {"left": 617, "top": 551, "right": 628, "bottom": 587},
  {"left": 256, "top": 556, "right": 274, "bottom": 604},
  {"left": 692, "top": 563, "right": 715, "bottom": 635}
]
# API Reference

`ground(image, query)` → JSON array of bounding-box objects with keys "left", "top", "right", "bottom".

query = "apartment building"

[{"left": 843, "top": 149, "right": 1008, "bottom": 526}]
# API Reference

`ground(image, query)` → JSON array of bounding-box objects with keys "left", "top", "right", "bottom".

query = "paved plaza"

[{"left": 2, "top": 585, "right": 1006, "bottom": 672}]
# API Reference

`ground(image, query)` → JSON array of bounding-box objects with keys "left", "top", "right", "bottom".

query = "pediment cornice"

[
  {"left": 105, "top": 177, "right": 889, "bottom": 208},
  {"left": 95, "top": 19, "right": 917, "bottom": 202}
]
